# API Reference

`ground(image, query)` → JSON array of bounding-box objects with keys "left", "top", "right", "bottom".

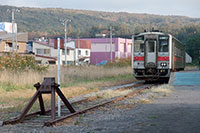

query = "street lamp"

[
  {"left": 62, "top": 19, "right": 71, "bottom": 65},
  {"left": 7, "top": 8, "right": 20, "bottom": 54}
]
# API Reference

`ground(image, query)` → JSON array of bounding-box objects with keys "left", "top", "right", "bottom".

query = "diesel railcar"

[{"left": 132, "top": 31, "right": 185, "bottom": 81}]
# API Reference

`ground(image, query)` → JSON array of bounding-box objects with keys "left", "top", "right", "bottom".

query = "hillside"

[
  {"left": 0, "top": 5, "right": 200, "bottom": 62},
  {"left": 0, "top": 5, "right": 200, "bottom": 38}
]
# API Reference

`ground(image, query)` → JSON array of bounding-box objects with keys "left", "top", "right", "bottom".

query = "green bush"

[
  {"left": 105, "top": 57, "right": 132, "bottom": 67},
  {"left": 0, "top": 54, "right": 48, "bottom": 72}
]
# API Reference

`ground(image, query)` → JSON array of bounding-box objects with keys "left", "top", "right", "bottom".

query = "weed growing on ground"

[
  {"left": 151, "top": 85, "right": 173, "bottom": 94},
  {"left": 105, "top": 57, "right": 131, "bottom": 67},
  {"left": 0, "top": 65, "right": 134, "bottom": 113},
  {"left": 138, "top": 98, "right": 152, "bottom": 104},
  {"left": 148, "top": 116, "right": 157, "bottom": 119},
  {"left": 97, "top": 89, "right": 133, "bottom": 99}
]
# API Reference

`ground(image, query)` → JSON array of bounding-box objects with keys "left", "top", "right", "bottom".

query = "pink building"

[{"left": 76, "top": 38, "right": 132, "bottom": 65}]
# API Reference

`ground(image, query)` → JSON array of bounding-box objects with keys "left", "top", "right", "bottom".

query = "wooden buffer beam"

[{"left": 3, "top": 77, "right": 76, "bottom": 125}]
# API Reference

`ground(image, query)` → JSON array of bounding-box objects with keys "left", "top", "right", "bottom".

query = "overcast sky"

[{"left": 1, "top": 0, "right": 200, "bottom": 18}]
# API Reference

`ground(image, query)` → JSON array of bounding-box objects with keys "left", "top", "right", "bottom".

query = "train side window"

[{"left": 159, "top": 40, "right": 168, "bottom": 52}]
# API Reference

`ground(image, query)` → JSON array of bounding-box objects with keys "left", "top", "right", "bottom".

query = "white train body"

[{"left": 133, "top": 31, "right": 185, "bottom": 81}]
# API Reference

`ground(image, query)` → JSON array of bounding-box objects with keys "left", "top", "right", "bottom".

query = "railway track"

[{"left": 2, "top": 81, "right": 156, "bottom": 128}]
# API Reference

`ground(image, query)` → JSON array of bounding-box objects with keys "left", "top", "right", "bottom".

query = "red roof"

[
  {"left": 54, "top": 39, "right": 65, "bottom": 49},
  {"left": 54, "top": 39, "right": 74, "bottom": 50},
  {"left": 75, "top": 40, "right": 91, "bottom": 49},
  {"left": 54, "top": 39, "right": 91, "bottom": 49}
]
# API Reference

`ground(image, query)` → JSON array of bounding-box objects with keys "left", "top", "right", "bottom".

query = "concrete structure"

[
  {"left": 78, "top": 38, "right": 132, "bottom": 65},
  {"left": 0, "top": 31, "right": 28, "bottom": 54}
]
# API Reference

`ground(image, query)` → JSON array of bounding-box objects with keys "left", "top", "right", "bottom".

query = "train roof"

[
  {"left": 135, "top": 32, "right": 168, "bottom": 36},
  {"left": 134, "top": 31, "right": 184, "bottom": 46}
]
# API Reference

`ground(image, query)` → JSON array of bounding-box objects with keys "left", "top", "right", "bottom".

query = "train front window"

[
  {"left": 134, "top": 41, "right": 144, "bottom": 52},
  {"left": 134, "top": 36, "right": 144, "bottom": 52},
  {"left": 148, "top": 41, "right": 155, "bottom": 52},
  {"left": 159, "top": 36, "right": 169, "bottom": 52}
]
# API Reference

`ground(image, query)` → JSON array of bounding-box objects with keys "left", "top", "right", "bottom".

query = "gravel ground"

[{"left": 1, "top": 84, "right": 200, "bottom": 133}]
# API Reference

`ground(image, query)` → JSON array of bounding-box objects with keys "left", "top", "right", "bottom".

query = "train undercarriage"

[{"left": 134, "top": 68, "right": 170, "bottom": 82}]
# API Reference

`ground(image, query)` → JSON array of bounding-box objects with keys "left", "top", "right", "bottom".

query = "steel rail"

[{"left": 44, "top": 85, "right": 152, "bottom": 126}]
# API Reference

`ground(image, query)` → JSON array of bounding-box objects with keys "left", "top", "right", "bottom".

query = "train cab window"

[
  {"left": 148, "top": 41, "right": 155, "bottom": 53},
  {"left": 159, "top": 36, "right": 169, "bottom": 52},
  {"left": 134, "top": 41, "right": 144, "bottom": 52},
  {"left": 140, "top": 43, "right": 144, "bottom": 52},
  {"left": 159, "top": 40, "right": 168, "bottom": 52},
  {"left": 134, "top": 36, "right": 144, "bottom": 52}
]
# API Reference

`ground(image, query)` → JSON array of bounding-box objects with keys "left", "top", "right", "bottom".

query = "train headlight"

[{"left": 160, "top": 62, "right": 167, "bottom": 67}]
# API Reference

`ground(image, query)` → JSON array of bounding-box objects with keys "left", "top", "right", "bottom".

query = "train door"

[{"left": 145, "top": 40, "right": 157, "bottom": 68}]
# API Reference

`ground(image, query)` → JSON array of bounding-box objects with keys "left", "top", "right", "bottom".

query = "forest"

[{"left": 0, "top": 5, "right": 200, "bottom": 62}]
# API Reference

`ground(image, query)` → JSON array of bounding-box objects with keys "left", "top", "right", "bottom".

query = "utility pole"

[
  {"left": 110, "top": 26, "right": 113, "bottom": 63},
  {"left": 64, "top": 19, "right": 71, "bottom": 65},
  {"left": 12, "top": 10, "right": 15, "bottom": 53},
  {"left": 7, "top": 9, "right": 20, "bottom": 54},
  {"left": 78, "top": 38, "right": 80, "bottom": 65}
]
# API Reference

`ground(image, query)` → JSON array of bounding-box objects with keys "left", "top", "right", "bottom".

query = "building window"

[
  {"left": 78, "top": 50, "right": 81, "bottom": 55},
  {"left": 36, "top": 49, "right": 50, "bottom": 55},
  {"left": 36, "top": 49, "right": 43, "bottom": 55},
  {"left": 44, "top": 49, "right": 50, "bottom": 54},
  {"left": 62, "top": 49, "right": 70, "bottom": 55},
  {"left": 67, "top": 61, "right": 73, "bottom": 65},
  {"left": 62, "top": 50, "right": 65, "bottom": 55},
  {"left": 62, "top": 61, "right": 73, "bottom": 65},
  {"left": 4, "top": 43, "right": 12, "bottom": 52},
  {"left": 62, "top": 61, "right": 67, "bottom": 65},
  {"left": 85, "top": 50, "right": 88, "bottom": 55},
  {"left": 8, "top": 43, "right": 12, "bottom": 48},
  {"left": 67, "top": 49, "right": 70, "bottom": 55}
]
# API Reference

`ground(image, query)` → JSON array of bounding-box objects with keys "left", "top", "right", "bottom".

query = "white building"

[
  {"left": 53, "top": 39, "right": 91, "bottom": 65},
  {"left": 74, "top": 40, "right": 91, "bottom": 65},
  {"left": 32, "top": 41, "right": 75, "bottom": 65},
  {"left": 32, "top": 39, "right": 91, "bottom": 65}
]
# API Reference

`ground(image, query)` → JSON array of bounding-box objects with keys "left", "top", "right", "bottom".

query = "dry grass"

[
  {"left": 134, "top": 85, "right": 173, "bottom": 105},
  {"left": 0, "top": 86, "right": 99, "bottom": 112},
  {"left": 138, "top": 98, "right": 152, "bottom": 104},
  {"left": 185, "top": 65, "right": 198, "bottom": 70},
  {"left": 0, "top": 65, "right": 134, "bottom": 112},
  {"left": 96, "top": 89, "right": 133, "bottom": 99},
  {"left": 0, "top": 65, "right": 132, "bottom": 87},
  {"left": 151, "top": 85, "right": 173, "bottom": 94}
]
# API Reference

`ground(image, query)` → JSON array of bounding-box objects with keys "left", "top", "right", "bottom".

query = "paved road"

[
  {"left": 140, "top": 85, "right": 200, "bottom": 133},
  {"left": 174, "top": 71, "right": 200, "bottom": 85}
]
